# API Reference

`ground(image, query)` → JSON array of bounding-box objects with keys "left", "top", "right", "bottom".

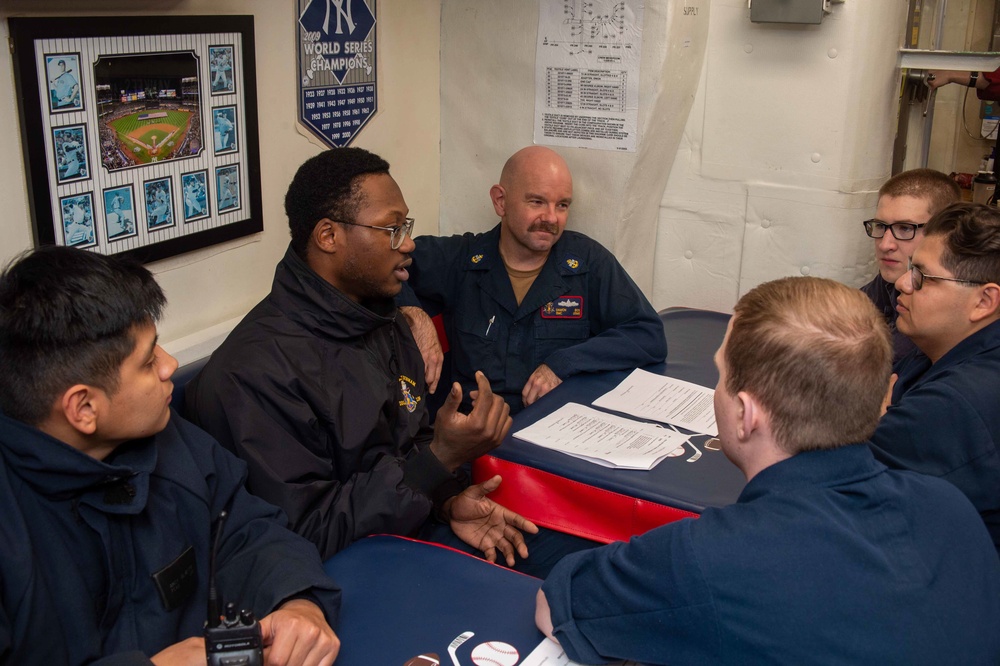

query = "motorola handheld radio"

[{"left": 205, "top": 509, "right": 263, "bottom": 666}]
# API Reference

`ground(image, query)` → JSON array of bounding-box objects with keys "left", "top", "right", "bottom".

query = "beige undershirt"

[{"left": 502, "top": 256, "right": 543, "bottom": 306}]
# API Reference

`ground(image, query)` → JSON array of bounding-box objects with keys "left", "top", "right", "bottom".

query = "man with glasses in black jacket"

[
  {"left": 186, "top": 148, "right": 544, "bottom": 571},
  {"left": 861, "top": 169, "right": 960, "bottom": 363}
]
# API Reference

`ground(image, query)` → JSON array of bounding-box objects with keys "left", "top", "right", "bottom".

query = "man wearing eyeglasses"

[
  {"left": 870, "top": 202, "right": 1000, "bottom": 556},
  {"left": 187, "top": 148, "right": 539, "bottom": 567},
  {"left": 861, "top": 169, "right": 960, "bottom": 363}
]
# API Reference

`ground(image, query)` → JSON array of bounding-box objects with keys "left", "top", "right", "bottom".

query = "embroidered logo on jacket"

[
  {"left": 541, "top": 296, "right": 584, "bottom": 319},
  {"left": 398, "top": 375, "right": 420, "bottom": 412}
]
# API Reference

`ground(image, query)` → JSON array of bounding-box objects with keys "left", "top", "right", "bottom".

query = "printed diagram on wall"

[
  {"left": 547, "top": 0, "right": 629, "bottom": 55},
  {"left": 534, "top": 0, "right": 644, "bottom": 152},
  {"left": 296, "top": 0, "right": 378, "bottom": 148}
]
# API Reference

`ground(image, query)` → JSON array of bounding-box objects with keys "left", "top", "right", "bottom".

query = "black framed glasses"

[
  {"left": 863, "top": 219, "right": 926, "bottom": 241},
  {"left": 336, "top": 217, "right": 414, "bottom": 250},
  {"left": 908, "top": 260, "right": 988, "bottom": 290}
]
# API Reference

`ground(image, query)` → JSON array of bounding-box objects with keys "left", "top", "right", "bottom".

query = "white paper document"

[
  {"left": 512, "top": 403, "right": 690, "bottom": 470},
  {"left": 533, "top": 0, "right": 644, "bottom": 152},
  {"left": 593, "top": 368, "right": 718, "bottom": 437},
  {"left": 521, "top": 638, "right": 641, "bottom": 665}
]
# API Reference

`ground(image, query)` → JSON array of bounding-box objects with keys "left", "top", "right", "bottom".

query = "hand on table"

[
  {"left": 150, "top": 600, "right": 337, "bottom": 666},
  {"left": 522, "top": 364, "right": 562, "bottom": 407},
  {"left": 534, "top": 589, "right": 559, "bottom": 642},
  {"left": 445, "top": 474, "right": 539, "bottom": 566},
  {"left": 259, "top": 598, "right": 340, "bottom": 666}
]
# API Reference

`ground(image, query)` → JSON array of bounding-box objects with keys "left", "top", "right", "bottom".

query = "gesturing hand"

[
  {"left": 445, "top": 475, "right": 539, "bottom": 567},
  {"left": 431, "top": 371, "right": 512, "bottom": 472}
]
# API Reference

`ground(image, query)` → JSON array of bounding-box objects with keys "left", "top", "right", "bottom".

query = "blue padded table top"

[
  {"left": 484, "top": 308, "right": 745, "bottom": 516},
  {"left": 323, "top": 535, "right": 543, "bottom": 666}
]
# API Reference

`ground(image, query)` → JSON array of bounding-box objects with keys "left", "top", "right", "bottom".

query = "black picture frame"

[{"left": 9, "top": 15, "right": 263, "bottom": 264}]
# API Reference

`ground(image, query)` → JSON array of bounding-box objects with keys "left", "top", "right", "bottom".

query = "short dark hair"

[
  {"left": 284, "top": 148, "right": 390, "bottom": 258},
  {"left": 924, "top": 202, "right": 1000, "bottom": 285},
  {"left": 878, "top": 169, "right": 961, "bottom": 217},
  {"left": 0, "top": 246, "right": 165, "bottom": 425},
  {"left": 726, "top": 277, "right": 891, "bottom": 454}
]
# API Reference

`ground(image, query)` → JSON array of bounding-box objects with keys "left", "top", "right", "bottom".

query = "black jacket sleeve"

[{"left": 187, "top": 369, "right": 456, "bottom": 560}]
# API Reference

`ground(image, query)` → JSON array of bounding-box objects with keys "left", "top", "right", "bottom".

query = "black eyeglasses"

[
  {"left": 908, "top": 260, "right": 988, "bottom": 290},
  {"left": 335, "top": 217, "right": 414, "bottom": 250},
  {"left": 864, "top": 219, "right": 926, "bottom": 241}
]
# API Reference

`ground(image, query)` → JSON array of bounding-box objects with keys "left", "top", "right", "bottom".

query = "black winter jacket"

[{"left": 186, "top": 246, "right": 464, "bottom": 559}]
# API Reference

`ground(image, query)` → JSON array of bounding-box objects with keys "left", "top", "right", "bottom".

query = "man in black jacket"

[{"left": 187, "top": 148, "right": 540, "bottom": 567}]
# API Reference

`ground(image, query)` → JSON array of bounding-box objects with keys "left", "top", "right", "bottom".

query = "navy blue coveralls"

[{"left": 405, "top": 225, "right": 667, "bottom": 412}]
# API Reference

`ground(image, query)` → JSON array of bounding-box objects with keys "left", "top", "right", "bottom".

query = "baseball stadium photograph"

[{"left": 94, "top": 51, "right": 204, "bottom": 171}]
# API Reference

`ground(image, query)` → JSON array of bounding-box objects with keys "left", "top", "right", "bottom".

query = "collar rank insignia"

[
  {"left": 471, "top": 254, "right": 484, "bottom": 264},
  {"left": 541, "top": 295, "right": 584, "bottom": 319}
]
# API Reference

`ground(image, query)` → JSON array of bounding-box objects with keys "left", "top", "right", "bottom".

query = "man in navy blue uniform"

[
  {"left": 401, "top": 146, "right": 667, "bottom": 413},
  {"left": 0, "top": 246, "right": 341, "bottom": 664},
  {"left": 870, "top": 201, "right": 1000, "bottom": 556},
  {"left": 536, "top": 276, "right": 1000, "bottom": 665},
  {"left": 860, "top": 169, "right": 959, "bottom": 363}
]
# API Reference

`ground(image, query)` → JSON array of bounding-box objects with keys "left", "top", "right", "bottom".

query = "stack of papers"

[
  {"left": 593, "top": 368, "right": 718, "bottom": 437},
  {"left": 512, "top": 403, "right": 690, "bottom": 470}
]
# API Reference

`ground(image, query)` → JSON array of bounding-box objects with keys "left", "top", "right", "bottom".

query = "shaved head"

[
  {"left": 499, "top": 146, "right": 572, "bottom": 192},
  {"left": 491, "top": 146, "right": 574, "bottom": 263}
]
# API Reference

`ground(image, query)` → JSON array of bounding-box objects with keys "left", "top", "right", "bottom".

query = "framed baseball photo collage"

[{"left": 9, "top": 15, "right": 263, "bottom": 263}]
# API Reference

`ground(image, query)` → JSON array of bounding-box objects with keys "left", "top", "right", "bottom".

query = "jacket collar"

[
  {"left": 737, "top": 443, "right": 884, "bottom": 504},
  {"left": 931, "top": 317, "right": 1000, "bottom": 370},
  {"left": 0, "top": 411, "right": 153, "bottom": 514},
  {"left": 460, "top": 226, "right": 588, "bottom": 318},
  {"left": 269, "top": 245, "right": 398, "bottom": 340},
  {"left": 896, "top": 318, "right": 1000, "bottom": 394},
  {"left": 460, "top": 226, "right": 590, "bottom": 277}
]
